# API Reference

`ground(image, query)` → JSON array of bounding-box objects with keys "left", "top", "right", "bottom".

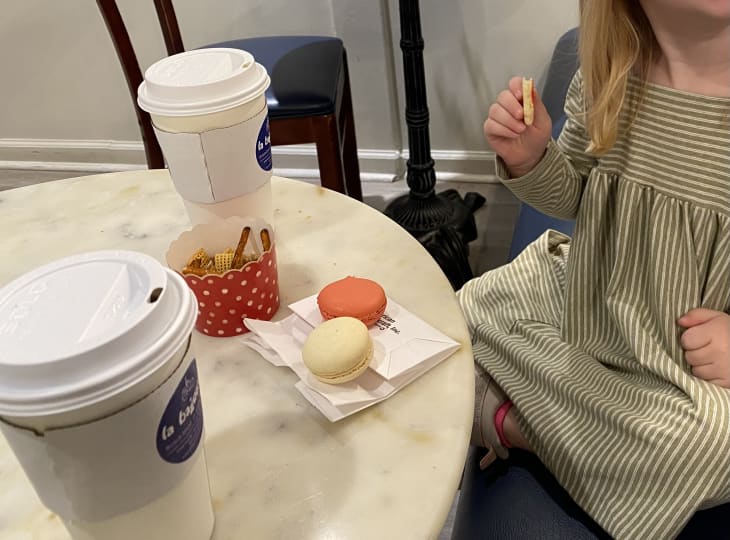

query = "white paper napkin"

[{"left": 240, "top": 296, "right": 460, "bottom": 421}]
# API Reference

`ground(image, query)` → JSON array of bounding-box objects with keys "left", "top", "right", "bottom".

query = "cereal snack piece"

[
  {"left": 186, "top": 248, "right": 210, "bottom": 269},
  {"left": 214, "top": 249, "right": 234, "bottom": 274},
  {"left": 182, "top": 265, "right": 209, "bottom": 277}
]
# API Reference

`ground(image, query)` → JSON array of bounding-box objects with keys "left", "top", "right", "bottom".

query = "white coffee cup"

[
  {"left": 138, "top": 48, "right": 273, "bottom": 225},
  {"left": 0, "top": 251, "right": 215, "bottom": 540}
]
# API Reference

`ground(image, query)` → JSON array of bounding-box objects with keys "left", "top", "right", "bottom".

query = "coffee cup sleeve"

[{"left": 154, "top": 104, "right": 272, "bottom": 204}]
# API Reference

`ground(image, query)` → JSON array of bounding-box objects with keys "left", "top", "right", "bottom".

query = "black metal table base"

[
  {"left": 385, "top": 0, "right": 486, "bottom": 290},
  {"left": 385, "top": 189, "right": 485, "bottom": 290}
]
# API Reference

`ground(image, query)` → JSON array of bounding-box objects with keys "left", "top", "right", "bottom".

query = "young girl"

[{"left": 458, "top": 1, "right": 730, "bottom": 538}]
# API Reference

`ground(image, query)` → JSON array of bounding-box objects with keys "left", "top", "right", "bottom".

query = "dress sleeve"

[{"left": 495, "top": 70, "right": 597, "bottom": 220}]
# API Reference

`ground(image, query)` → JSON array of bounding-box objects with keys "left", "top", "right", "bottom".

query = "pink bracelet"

[{"left": 494, "top": 400, "right": 514, "bottom": 448}]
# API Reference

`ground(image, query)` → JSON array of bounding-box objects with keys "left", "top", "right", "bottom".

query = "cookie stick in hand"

[{"left": 522, "top": 77, "right": 534, "bottom": 126}]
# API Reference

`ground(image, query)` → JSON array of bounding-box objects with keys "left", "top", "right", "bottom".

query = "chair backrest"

[
  {"left": 152, "top": 0, "right": 184, "bottom": 56},
  {"left": 541, "top": 27, "right": 579, "bottom": 125},
  {"left": 96, "top": 0, "right": 165, "bottom": 168},
  {"left": 96, "top": 0, "right": 189, "bottom": 168}
]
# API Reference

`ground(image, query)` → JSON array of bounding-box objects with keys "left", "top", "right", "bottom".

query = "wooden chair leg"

[
  {"left": 313, "top": 115, "right": 347, "bottom": 195},
  {"left": 340, "top": 54, "right": 363, "bottom": 201}
]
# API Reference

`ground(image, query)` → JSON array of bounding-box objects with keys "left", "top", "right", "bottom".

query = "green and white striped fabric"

[{"left": 458, "top": 71, "right": 730, "bottom": 539}]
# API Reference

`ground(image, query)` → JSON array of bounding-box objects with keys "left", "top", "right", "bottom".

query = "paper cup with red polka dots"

[{"left": 165, "top": 216, "right": 280, "bottom": 337}]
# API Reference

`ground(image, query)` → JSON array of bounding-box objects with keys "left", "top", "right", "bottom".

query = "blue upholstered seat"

[
  {"left": 507, "top": 28, "right": 577, "bottom": 262},
  {"left": 206, "top": 36, "right": 344, "bottom": 119}
]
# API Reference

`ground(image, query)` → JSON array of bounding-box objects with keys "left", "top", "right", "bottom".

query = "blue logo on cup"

[
  {"left": 157, "top": 359, "right": 204, "bottom": 464},
  {"left": 256, "top": 118, "right": 273, "bottom": 171}
]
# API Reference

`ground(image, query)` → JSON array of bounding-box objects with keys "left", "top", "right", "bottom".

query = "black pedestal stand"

[{"left": 384, "top": 0, "right": 485, "bottom": 290}]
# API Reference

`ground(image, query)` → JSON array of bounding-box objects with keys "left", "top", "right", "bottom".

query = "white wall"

[{"left": 0, "top": 0, "right": 577, "bottom": 180}]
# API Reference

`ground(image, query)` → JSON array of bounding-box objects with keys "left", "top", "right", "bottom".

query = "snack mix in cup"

[{"left": 166, "top": 217, "right": 279, "bottom": 337}]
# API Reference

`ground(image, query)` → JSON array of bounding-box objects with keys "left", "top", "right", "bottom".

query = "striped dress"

[{"left": 458, "top": 71, "right": 730, "bottom": 539}]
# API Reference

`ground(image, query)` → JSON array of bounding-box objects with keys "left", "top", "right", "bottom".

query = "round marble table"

[{"left": 0, "top": 171, "right": 474, "bottom": 539}]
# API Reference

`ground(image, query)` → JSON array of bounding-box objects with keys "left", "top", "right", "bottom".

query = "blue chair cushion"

[
  {"left": 508, "top": 204, "right": 575, "bottom": 262},
  {"left": 507, "top": 113, "right": 575, "bottom": 262},
  {"left": 541, "top": 28, "right": 579, "bottom": 125},
  {"left": 205, "top": 36, "right": 344, "bottom": 118}
]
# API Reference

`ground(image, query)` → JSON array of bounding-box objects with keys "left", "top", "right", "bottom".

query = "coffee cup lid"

[
  {"left": 137, "top": 48, "right": 270, "bottom": 116},
  {"left": 0, "top": 251, "right": 197, "bottom": 416}
]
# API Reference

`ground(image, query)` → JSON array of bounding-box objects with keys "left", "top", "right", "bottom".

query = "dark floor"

[{"left": 361, "top": 179, "right": 520, "bottom": 278}]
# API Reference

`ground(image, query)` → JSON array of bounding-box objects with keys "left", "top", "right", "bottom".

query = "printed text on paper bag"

[{"left": 374, "top": 314, "right": 400, "bottom": 334}]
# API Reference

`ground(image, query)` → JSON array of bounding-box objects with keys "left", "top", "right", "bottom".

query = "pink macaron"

[{"left": 316, "top": 276, "right": 387, "bottom": 327}]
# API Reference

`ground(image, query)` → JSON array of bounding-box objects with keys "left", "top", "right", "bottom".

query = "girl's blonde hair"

[{"left": 579, "top": 0, "right": 657, "bottom": 154}]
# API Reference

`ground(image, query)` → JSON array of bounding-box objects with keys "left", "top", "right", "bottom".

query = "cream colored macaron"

[{"left": 302, "top": 317, "right": 373, "bottom": 384}]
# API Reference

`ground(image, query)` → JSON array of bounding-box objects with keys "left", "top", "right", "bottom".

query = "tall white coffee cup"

[
  {"left": 0, "top": 251, "right": 215, "bottom": 540},
  {"left": 138, "top": 48, "right": 273, "bottom": 225}
]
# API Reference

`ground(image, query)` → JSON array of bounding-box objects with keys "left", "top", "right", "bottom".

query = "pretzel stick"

[
  {"left": 232, "top": 227, "right": 251, "bottom": 268},
  {"left": 260, "top": 228, "right": 272, "bottom": 252}
]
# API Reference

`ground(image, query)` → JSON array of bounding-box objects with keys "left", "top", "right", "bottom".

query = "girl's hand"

[
  {"left": 678, "top": 308, "right": 730, "bottom": 388},
  {"left": 484, "top": 76, "right": 552, "bottom": 178}
]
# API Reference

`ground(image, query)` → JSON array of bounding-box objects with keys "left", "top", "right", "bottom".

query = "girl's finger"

[
  {"left": 490, "top": 102, "right": 526, "bottom": 134},
  {"left": 680, "top": 327, "right": 712, "bottom": 351},
  {"left": 496, "top": 90, "right": 525, "bottom": 121},
  {"left": 485, "top": 117, "right": 522, "bottom": 139},
  {"left": 684, "top": 348, "right": 712, "bottom": 366},
  {"left": 508, "top": 76, "right": 524, "bottom": 100},
  {"left": 690, "top": 363, "right": 719, "bottom": 381}
]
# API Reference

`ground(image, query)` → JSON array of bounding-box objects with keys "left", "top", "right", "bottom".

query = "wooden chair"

[{"left": 96, "top": 0, "right": 362, "bottom": 201}]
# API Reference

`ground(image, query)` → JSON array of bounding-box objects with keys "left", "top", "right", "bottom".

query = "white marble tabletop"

[{"left": 0, "top": 171, "right": 474, "bottom": 539}]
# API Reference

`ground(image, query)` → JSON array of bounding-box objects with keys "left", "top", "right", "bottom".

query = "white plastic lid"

[
  {"left": 137, "top": 48, "right": 270, "bottom": 116},
  {"left": 0, "top": 251, "right": 197, "bottom": 416}
]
